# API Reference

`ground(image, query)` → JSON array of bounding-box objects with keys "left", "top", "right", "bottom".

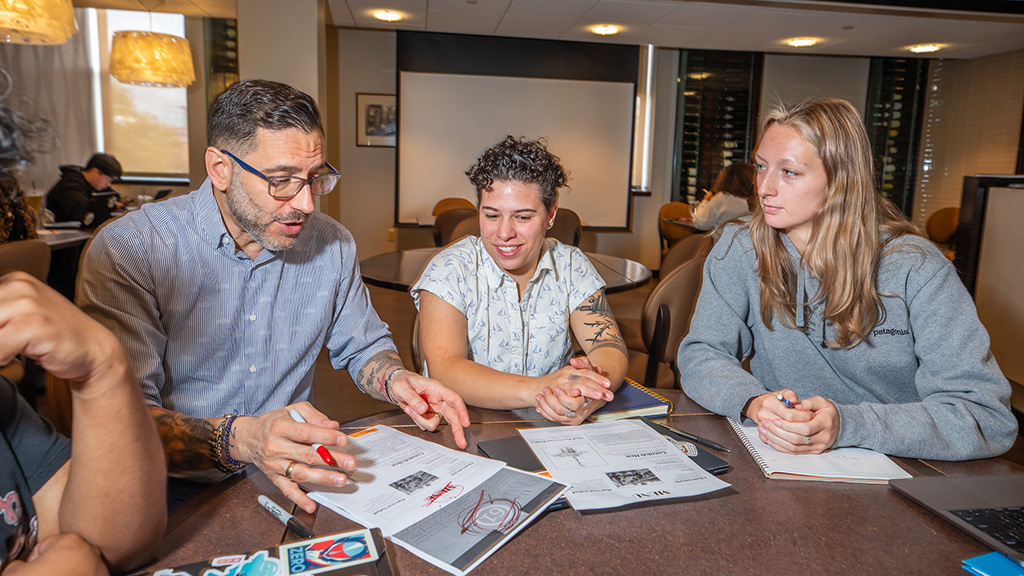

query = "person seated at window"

[
  {"left": 46, "top": 153, "right": 124, "bottom": 226},
  {"left": 412, "top": 136, "right": 628, "bottom": 425},
  {"left": 680, "top": 162, "right": 756, "bottom": 238},
  {"left": 677, "top": 98, "right": 1016, "bottom": 460}
]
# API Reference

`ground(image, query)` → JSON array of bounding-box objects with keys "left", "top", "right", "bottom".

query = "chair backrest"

[
  {"left": 432, "top": 208, "right": 477, "bottom": 246},
  {"left": 926, "top": 206, "right": 959, "bottom": 244},
  {"left": 449, "top": 216, "right": 481, "bottom": 243},
  {"left": 658, "top": 202, "right": 695, "bottom": 251},
  {"left": 546, "top": 208, "right": 582, "bottom": 246},
  {"left": 640, "top": 253, "right": 708, "bottom": 386},
  {"left": 432, "top": 197, "right": 475, "bottom": 216},
  {"left": 660, "top": 232, "right": 713, "bottom": 277},
  {"left": 0, "top": 239, "right": 51, "bottom": 281}
]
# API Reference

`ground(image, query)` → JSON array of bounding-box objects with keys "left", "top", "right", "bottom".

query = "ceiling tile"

[
  {"left": 494, "top": 14, "right": 577, "bottom": 38},
  {"left": 505, "top": 0, "right": 598, "bottom": 20},
  {"left": 426, "top": 8, "right": 503, "bottom": 34},
  {"left": 428, "top": 0, "right": 511, "bottom": 14}
]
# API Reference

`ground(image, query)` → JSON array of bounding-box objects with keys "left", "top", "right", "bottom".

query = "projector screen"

[{"left": 397, "top": 71, "right": 635, "bottom": 228}]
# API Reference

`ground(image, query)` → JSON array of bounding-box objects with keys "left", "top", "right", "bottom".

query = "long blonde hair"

[{"left": 748, "top": 98, "right": 919, "bottom": 348}]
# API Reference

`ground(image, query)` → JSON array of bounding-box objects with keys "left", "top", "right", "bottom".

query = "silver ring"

[
  {"left": 285, "top": 461, "right": 298, "bottom": 479},
  {"left": 564, "top": 410, "right": 577, "bottom": 418},
  {"left": 804, "top": 436, "right": 811, "bottom": 445},
  {"left": 582, "top": 397, "right": 589, "bottom": 408}
]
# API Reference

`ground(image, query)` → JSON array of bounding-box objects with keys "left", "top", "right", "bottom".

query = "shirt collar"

[{"left": 194, "top": 178, "right": 232, "bottom": 250}]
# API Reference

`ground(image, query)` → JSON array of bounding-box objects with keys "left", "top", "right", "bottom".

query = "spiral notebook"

[
  {"left": 587, "top": 378, "right": 672, "bottom": 422},
  {"left": 727, "top": 418, "right": 911, "bottom": 484}
]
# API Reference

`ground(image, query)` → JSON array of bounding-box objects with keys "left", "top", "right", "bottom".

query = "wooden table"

[
  {"left": 139, "top": 391, "right": 1023, "bottom": 575},
  {"left": 360, "top": 248, "right": 653, "bottom": 294}
]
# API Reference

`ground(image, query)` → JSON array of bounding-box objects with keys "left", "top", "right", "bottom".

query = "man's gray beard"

[{"left": 226, "top": 172, "right": 307, "bottom": 252}]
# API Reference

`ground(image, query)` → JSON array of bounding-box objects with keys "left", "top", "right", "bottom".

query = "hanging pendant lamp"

[
  {"left": 109, "top": 30, "right": 195, "bottom": 88},
  {"left": 0, "top": 0, "right": 78, "bottom": 45}
]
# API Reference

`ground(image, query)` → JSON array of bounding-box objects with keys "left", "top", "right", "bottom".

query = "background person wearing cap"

[{"left": 46, "top": 153, "right": 125, "bottom": 226}]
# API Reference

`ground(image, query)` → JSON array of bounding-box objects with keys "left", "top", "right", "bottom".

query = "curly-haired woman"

[
  {"left": 411, "top": 136, "right": 628, "bottom": 425},
  {"left": 677, "top": 99, "right": 1016, "bottom": 460}
]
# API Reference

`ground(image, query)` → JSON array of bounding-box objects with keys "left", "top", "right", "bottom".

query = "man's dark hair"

[
  {"left": 465, "top": 136, "right": 568, "bottom": 211},
  {"left": 207, "top": 79, "right": 323, "bottom": 154}
]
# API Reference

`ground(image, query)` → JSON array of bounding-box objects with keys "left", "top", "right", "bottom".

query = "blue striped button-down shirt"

[{"left": 77, "top": 179, "right": 395, "bottom": 418}]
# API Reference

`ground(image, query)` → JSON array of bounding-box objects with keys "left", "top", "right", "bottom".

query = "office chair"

[
  {"left": 432, "top": 208, "right": 477, "bottom": 246},
  {"left": 0, "top": 239, "right": 52, "bottom": 404},
  {"left": 926, "top": 206, "right": 959, "bottom": 261},
  {"left": 432, "top": 197, "right": 475, "bottom": 217},
  {"left": 658, "top": 202, "right": 697, "bottom": 258},
  {"left": 639, "top": 252, "right": 708, "bottom": 389},
  {"left": 449, "top": 216, "right": 481, "bottom": 243},
  {"left": 659, "top": 232, "right": 713, "bottom": 277},
  {"left": 546, "top": 208, "right": 582, "bottom": 247}
]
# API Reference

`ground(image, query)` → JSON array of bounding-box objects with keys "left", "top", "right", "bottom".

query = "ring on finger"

[
  {"left": 804, "top": 436, "right": 811, "bottom": 445},
  {"left": 564, "top": 409, "right": 577, "bottom": 418},
  {"left": 582, "top": 397, "right": 589, "bottom": 408},
  {"left": 285, "top": 461, "right": 298, "bottom": 480}
]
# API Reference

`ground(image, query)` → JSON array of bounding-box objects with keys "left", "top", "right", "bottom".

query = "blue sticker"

[{"left": 278, "top": 530, "right": 378, "bottom": 575}]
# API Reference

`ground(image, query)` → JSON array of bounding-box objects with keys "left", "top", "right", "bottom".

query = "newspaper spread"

[
  {"left": 518, "top": 419, "right": 730, "bottom": 510},
  {"left": 308, "top": 425, "right": 568, "bottom": 576}
]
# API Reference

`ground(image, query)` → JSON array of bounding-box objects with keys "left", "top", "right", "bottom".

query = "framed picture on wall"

[{"left": 356, "top": 93, "right": 396, "bottom": 147}]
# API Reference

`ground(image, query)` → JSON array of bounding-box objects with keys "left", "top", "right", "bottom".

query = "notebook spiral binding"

[{"left": 727, "top": 417, "right": 770, "bottom": 474}]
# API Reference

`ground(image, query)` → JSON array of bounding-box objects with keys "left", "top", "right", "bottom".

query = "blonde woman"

[{"left": 677, "top": 99, "right": 1015, "bottom": 460}]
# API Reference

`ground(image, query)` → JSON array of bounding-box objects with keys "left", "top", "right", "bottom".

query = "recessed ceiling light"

[
  {"left": 591, "top": 25, "right": 620, "bottom": 36},
  {"left": 786, "top": 37, "right": 818, "bottom": 48},
  {"left": 373, "top": 10, "right": 403, "bottom": 22},
  {"left": 909, "top": 44, "right": 941, "bottom": 54},
  {"left": 687, "top": 72, "right": 710, "bottom": 80}
]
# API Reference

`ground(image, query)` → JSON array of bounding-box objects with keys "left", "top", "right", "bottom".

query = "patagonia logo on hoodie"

[{"left": 872, "top": 327, "right": 910, "bottom": 337}]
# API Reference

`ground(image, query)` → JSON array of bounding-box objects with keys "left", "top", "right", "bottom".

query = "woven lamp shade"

[
  {"left": 0, "top": 0, "right": 77, "bottom": 45},
  {"left": 110, "top": 30, "right": 196, "bottom": 88}
]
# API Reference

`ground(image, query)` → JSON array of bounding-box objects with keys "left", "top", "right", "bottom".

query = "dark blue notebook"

[{"left": 587, "top": 378, "right": 672, "bottom": 422}]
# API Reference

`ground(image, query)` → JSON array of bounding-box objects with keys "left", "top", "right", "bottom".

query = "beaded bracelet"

[
  {"left": 383, "top": 368, "right": 408, "bottom": 405},
  {"left": 210, "top": 413, "right": 246, "bottom": 474}
]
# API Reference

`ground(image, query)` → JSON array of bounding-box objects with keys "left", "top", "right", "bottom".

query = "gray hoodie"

[{"left": 677, "top": 224, "right": 1016, "bottom": 460}]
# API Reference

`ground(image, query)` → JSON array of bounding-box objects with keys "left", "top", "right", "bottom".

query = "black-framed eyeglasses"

[{"left": 220, "top": 149, "right": 340, "bottom": 200}]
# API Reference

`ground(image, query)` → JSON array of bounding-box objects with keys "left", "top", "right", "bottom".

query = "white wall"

[
  {"left": 913, "top": 50, "right": 1024, "bottom": 229},
  {"left": 331, "top": 28, "right": 399, "bottom": 259},
  {"left": 330, "top": 29, "right": 677, "bottom": 269},
  {"left": 760, "top": 54, "right": 870, "bottom": 116}
]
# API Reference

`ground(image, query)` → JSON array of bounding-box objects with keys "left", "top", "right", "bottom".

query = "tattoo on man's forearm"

[
  {"left": 150, "top": 407, "right": 216, "bottom": 472},
  {"left": 356, "top": 349, "right": 403, "bottom": 402}
]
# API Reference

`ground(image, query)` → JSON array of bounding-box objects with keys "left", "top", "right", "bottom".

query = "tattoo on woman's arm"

[{"left": 578, "top": 291, "right": 628, "bottom": 355}]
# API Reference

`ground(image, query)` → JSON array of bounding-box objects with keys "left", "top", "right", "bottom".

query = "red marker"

[
  {"left": 420, "top": 394, "right": 436, "bottom": 418},
  {"left": 289, "top": 409, "right": 337, "bottom": 467}
]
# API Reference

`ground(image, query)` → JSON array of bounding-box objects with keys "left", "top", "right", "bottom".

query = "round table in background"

[{"left": 359, "top": 247, "right": 652, "bottom": 293}]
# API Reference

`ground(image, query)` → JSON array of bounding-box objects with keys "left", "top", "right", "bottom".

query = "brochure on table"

[
  {"left": 518, "top": 419, "right": 730, "bottom": 510},
  {"left": 308, "top": 425, "right": 569, "bottom": 576}
]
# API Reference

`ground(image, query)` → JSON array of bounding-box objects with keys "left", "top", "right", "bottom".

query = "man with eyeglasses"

[{"left": 77, "top": 79, "right": 470, "bottom": 514}]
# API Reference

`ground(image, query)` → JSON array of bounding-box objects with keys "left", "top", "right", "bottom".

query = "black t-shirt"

[{"left": 0, "top": 377, "right": 71, "bottom": 569}]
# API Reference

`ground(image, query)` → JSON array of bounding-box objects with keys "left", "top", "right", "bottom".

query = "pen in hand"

[
  {"left": 288, "top": 409, "right": 339, "bottom": 467},
  {"left": 776, "top": 393, "right": 795, "bottom": 409},
  {"left": 258, "top": 495, "right": 315, "bottom": 540}
]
